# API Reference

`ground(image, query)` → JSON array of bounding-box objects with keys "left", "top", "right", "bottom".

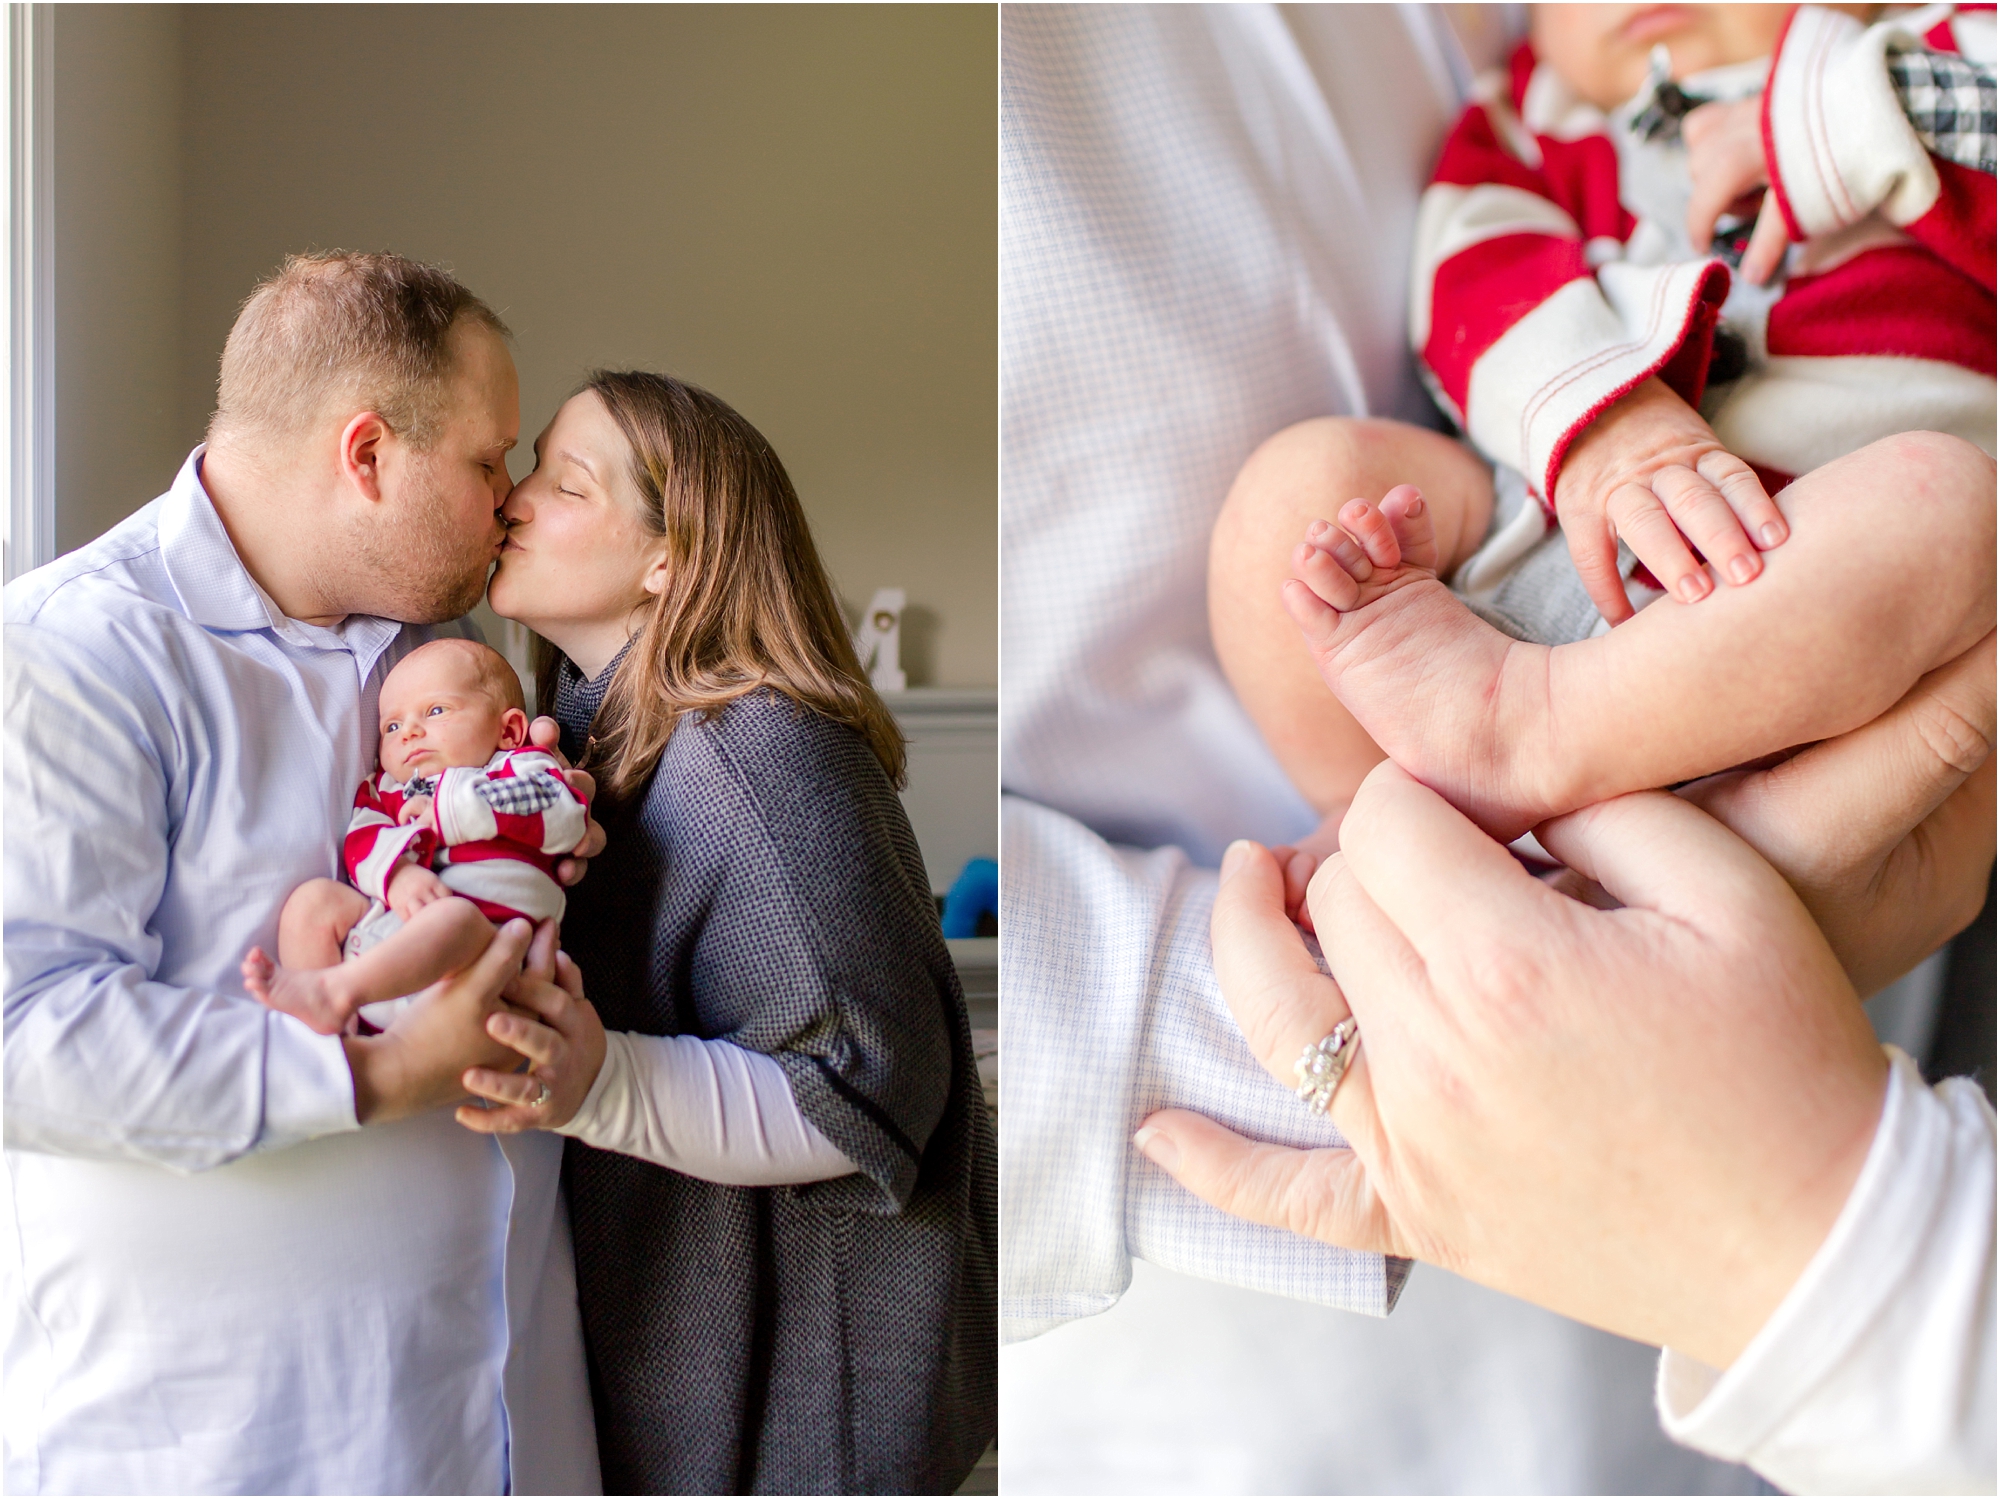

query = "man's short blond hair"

[{"left": 208, "top": 251, "right": 510, "bottom": 451}]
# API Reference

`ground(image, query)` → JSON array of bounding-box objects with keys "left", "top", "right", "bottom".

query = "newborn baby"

[
  {"left": 1211, "top": 2, "right": 1994, "bottom": 899},
  {"left": 244, "top": 638, "right": 589, "bottom": 1035}
]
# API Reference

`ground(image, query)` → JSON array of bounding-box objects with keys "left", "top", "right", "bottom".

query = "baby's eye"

[
  {"left": 428, "top": 704, "right": 447, "bottom": 716},
  {"left": 383, "top": 720, "right": 401, "bottom": 734}
]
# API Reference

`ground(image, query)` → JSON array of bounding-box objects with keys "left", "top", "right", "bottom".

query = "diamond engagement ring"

[
  {"left": 530, "top": 1080, "right": 552, "bottom": 1108},
  {"left": 1294, "top": 1019, "right": 1360, "bottom": 1115}
]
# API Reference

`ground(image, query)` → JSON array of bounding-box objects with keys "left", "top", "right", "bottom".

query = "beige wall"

[
  {"left": 56, "top": 4, "right": 996, "bottom": 686},
  {"left": 53, "top": 5, "right": 186, "bottom": 555}
]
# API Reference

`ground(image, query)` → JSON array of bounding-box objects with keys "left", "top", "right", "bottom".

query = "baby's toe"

[
  {"left": 1293, "top": 541, "right": 1362, "bottom": 610},
  {"left": 1380, "top": 485, "right": 1440, "bottom": 570},
  {"left": 1339, "top": 499, "right": 1404, "bottom": 571}
]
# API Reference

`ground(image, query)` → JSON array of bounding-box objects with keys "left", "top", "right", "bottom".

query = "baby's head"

[
  {"left": 1530, "top": 5, "right": 1870, "bottom": 110},
  {"left": 377, "top": 639, "right": 528, "bottom": 784}
]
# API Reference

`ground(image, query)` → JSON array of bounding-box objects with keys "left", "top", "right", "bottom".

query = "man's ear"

[
  {"left": 499, "top": 707, "right": 530, "bottom": 750},
  {"left": 338, "top": 412, "right": 394, "bottom": 502}
]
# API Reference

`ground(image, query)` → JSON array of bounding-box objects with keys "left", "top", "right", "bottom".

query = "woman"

[{"left": 457, "top": 371, "right": 996, "bottom": 1494}]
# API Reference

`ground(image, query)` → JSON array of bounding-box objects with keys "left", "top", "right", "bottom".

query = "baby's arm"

[
  {"left": 1550, "top": 377, "right": 1788, "bottom": 624},
  {"left": 1755, "top": 5, "right": 1994, "bottom": 293},
  {"left": 433, "top": 751, "right": 590, "bottom": 857},
  {"left": 1415, "top": 73, "right": 1784, "bottom": 627}
]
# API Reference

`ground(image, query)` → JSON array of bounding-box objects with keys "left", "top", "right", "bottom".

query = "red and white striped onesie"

[
  {"left": 344, "top": 748, "right": 589, "bottom": 927},
  {"left": 1423, "top": 3, "right": 1995, "bottom": 642}
]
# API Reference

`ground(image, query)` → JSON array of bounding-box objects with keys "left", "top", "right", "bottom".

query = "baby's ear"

[{"left": 499, "top": 707, "right": 530, "bottom": 749}]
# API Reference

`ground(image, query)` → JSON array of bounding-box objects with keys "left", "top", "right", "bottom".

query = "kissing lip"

[{"left": 1620, "top": 5, "right": 1694, "bottom": 45}]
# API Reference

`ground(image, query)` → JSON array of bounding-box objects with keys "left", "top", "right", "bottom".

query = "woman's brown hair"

[{"left": 538, "top": 370, "right": 906, "bottom": 801}]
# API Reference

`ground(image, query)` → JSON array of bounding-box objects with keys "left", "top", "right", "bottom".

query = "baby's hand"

[
  {"left": 397, "top": 794, "right": 436, "bottom": 830},
  {"left": 1683, "top": 97, "right": 1790, "bottom": 286},
  {"left": 1553, "top": 377, "right": 1788, "bottom": 625},
  {"left": 386, "top": 860, "right": 451, "bottom": 919}
]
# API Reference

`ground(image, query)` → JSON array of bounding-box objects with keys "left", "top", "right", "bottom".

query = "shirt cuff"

[
  {"left": 254, "top": 1012, "right": 362, "bottom": 1150},
  {"left": 1656, "top": 1046, "right": 1997, "bottom": 1492},
  {"left": 552, "top": 1029, "right": 626, "bottom": 1141}
]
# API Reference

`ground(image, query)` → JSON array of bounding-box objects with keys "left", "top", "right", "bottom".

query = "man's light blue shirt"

[{"left": 2, "top": 449, "right": 598, "bottom": 1494}]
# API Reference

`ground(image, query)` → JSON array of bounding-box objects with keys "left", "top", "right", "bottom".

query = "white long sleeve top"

[
  {"left": 1659, "top": 1046, "right": 1996, "bottom": 1494},
  {"left": 554, "top": 1030, "right": 855, "bottom": 1186}
]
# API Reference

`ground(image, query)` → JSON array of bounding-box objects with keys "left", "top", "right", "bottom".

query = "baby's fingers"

[
  {"left": 1561, "top": 508, "right": 1637, "bottom": 626},
  {"left": 1607, "top": 482, "right": 1711, "bottom": 606},
  {"left": 1653, "top": 465, "right": 1762, "bottom": 586},
  {"left": 1696, "top": 449, "right": 1786, "bottom": 550}
]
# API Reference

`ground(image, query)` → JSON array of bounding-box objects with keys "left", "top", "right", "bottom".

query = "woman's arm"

[
  {"left": 1139, "top": 766, "right": 1994, "bottom": 1490},
  {"left": 451, "top": 940, "right": 857, "bottom": 1187},
  {"left": 558, "top": 1030, "right": 854, "bottom": 1185}
]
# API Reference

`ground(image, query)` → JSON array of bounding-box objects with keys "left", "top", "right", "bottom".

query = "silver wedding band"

[
  {"left": 530, "top": 1080, "right": 552, "bottom": 1109},
  {"left": 1295, "top": 1019, "right": 1360, "bottom": 1116}
]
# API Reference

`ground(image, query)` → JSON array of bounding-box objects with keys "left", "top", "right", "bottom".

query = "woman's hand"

[
  {"left": 455, "top": 918, "right": 609, "bottom": 1133},
  {"left": 527, "top": 716, "right": 608, "bottom": 886},
  {"left": 344, "top": 918, "right": 536, "bottom": 1124},
  {"left": 1552, "top": 378, "right": 1787, "bottom": 624},
  {"left": 1137, "top": 763, "right": 1888, "bottom": 1371},
  {"left": 1683, "top": 96, "right": 1790, "bottom": 286},
  {"left": 1682, "top": 631, "right": 1997, "bottom": 995}
]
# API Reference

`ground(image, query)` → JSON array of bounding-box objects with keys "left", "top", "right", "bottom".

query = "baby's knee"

[
  {"left": 1213, "top": 418, "right": 1405, "bottom": 577},
  {"left": 282, "top": 878, "right": 365, "bottom": 930}
]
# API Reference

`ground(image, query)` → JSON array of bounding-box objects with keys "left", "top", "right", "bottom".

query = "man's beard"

[{"left": 345, "top": 461, "right": 496, "bottom": 623}]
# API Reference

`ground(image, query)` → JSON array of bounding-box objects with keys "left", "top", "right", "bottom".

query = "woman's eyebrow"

[{"left": 557, "top": 448, "right": 598, "bottom": 480}]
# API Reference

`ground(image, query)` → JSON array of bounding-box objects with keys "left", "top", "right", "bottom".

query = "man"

[{"left": 4, "top": 252, "right": 602, "bottom": 1493}]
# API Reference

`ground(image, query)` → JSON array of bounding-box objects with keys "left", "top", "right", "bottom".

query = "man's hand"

[
  {"left": 1684, "top": 96, "right": 1791, "bottom": 286},
  {"left": 1553, "top": 378, "right": 1788, "bottom": 624},
  {"left": 1139, "top": 764, "right": 1887, "bottom": 1372},
  {"left": 527, "top": 716, "right": 605, "bottom": 886},
  {"left": 1683, "top": 631, "right": 1997, "bottom": 995},
  {"left": 385, "top": 859, "right": 451, "bottom": 919},
  {"left": 343, "top": 918, "right": 535, "bottom": 1124}
]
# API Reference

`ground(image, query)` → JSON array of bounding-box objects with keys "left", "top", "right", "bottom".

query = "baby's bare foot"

[
  {"left": 242, "top": 947, "right": 354, "bottom": 1036},
  {"left": 1281, "top": 487, "right": 1568, "bottom": 842},
  {"left": 1270, "top": 801, "right": 1349, "bottom": 933}
]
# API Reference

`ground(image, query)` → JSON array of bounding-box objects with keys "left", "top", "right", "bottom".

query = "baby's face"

[
  {"left": 377, "top": 650, "right": 519, "bottom": 784},
  {"left": 1530, "top": 5, "right": 1799, "bottom": 109}
]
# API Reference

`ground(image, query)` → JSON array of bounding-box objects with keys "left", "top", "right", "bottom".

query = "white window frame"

[{"left": 5, "top": 1, "right": 54, "bottom": 584}]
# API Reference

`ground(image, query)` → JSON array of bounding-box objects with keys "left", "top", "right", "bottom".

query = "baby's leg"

[
  {"left": 1290, "top": 431, "right": 1996, "bottom": 841},
  {"left": 1210, "top": 418, "right": 1495, "bottom": 819},
  {"left": 245, "top": 891, "right": 495, "bottom": 1035}
]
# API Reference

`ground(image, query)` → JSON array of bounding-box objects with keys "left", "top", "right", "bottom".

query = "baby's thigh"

[{"left": 278, "top": 877, "right": 374, "bottom": 951}]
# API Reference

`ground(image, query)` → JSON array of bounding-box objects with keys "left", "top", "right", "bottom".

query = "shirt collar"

[
  {"left": 159, "top": 445, "right": 281, "bottom": 633},
  {"left": 157, "top": 444, "right": 405, "bottom": 669}
]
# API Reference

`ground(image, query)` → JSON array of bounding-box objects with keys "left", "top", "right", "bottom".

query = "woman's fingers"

[
  {"left": 1210, "top": 840, "right": 1350, "bottom": 1080},
  {"left": 1331, "top": 762, "right": 1550, "bottom": 956},
  {"left": 485, "top": 1008, "right": 564, "bottom": 1066},
  {"left": 554, "top": 950, "right": 586, "bottom": 1000},
  {"left": 1133, "top": 1108, "right": 1400, "bottom": 1255}
]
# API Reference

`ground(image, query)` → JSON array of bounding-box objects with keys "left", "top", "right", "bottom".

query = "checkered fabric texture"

[
  {"left": 552, "top": 663, "right": 996, "bottom": 1496},
  {"left": 1889, "top": 45, "right": 1997, "bottom": 175},
  {"left": 1000, "top": 3, "right": 1473, "bottom": 1342},
  {"left": 472, "top": 766, "right": 567, "bottom": 816}
]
